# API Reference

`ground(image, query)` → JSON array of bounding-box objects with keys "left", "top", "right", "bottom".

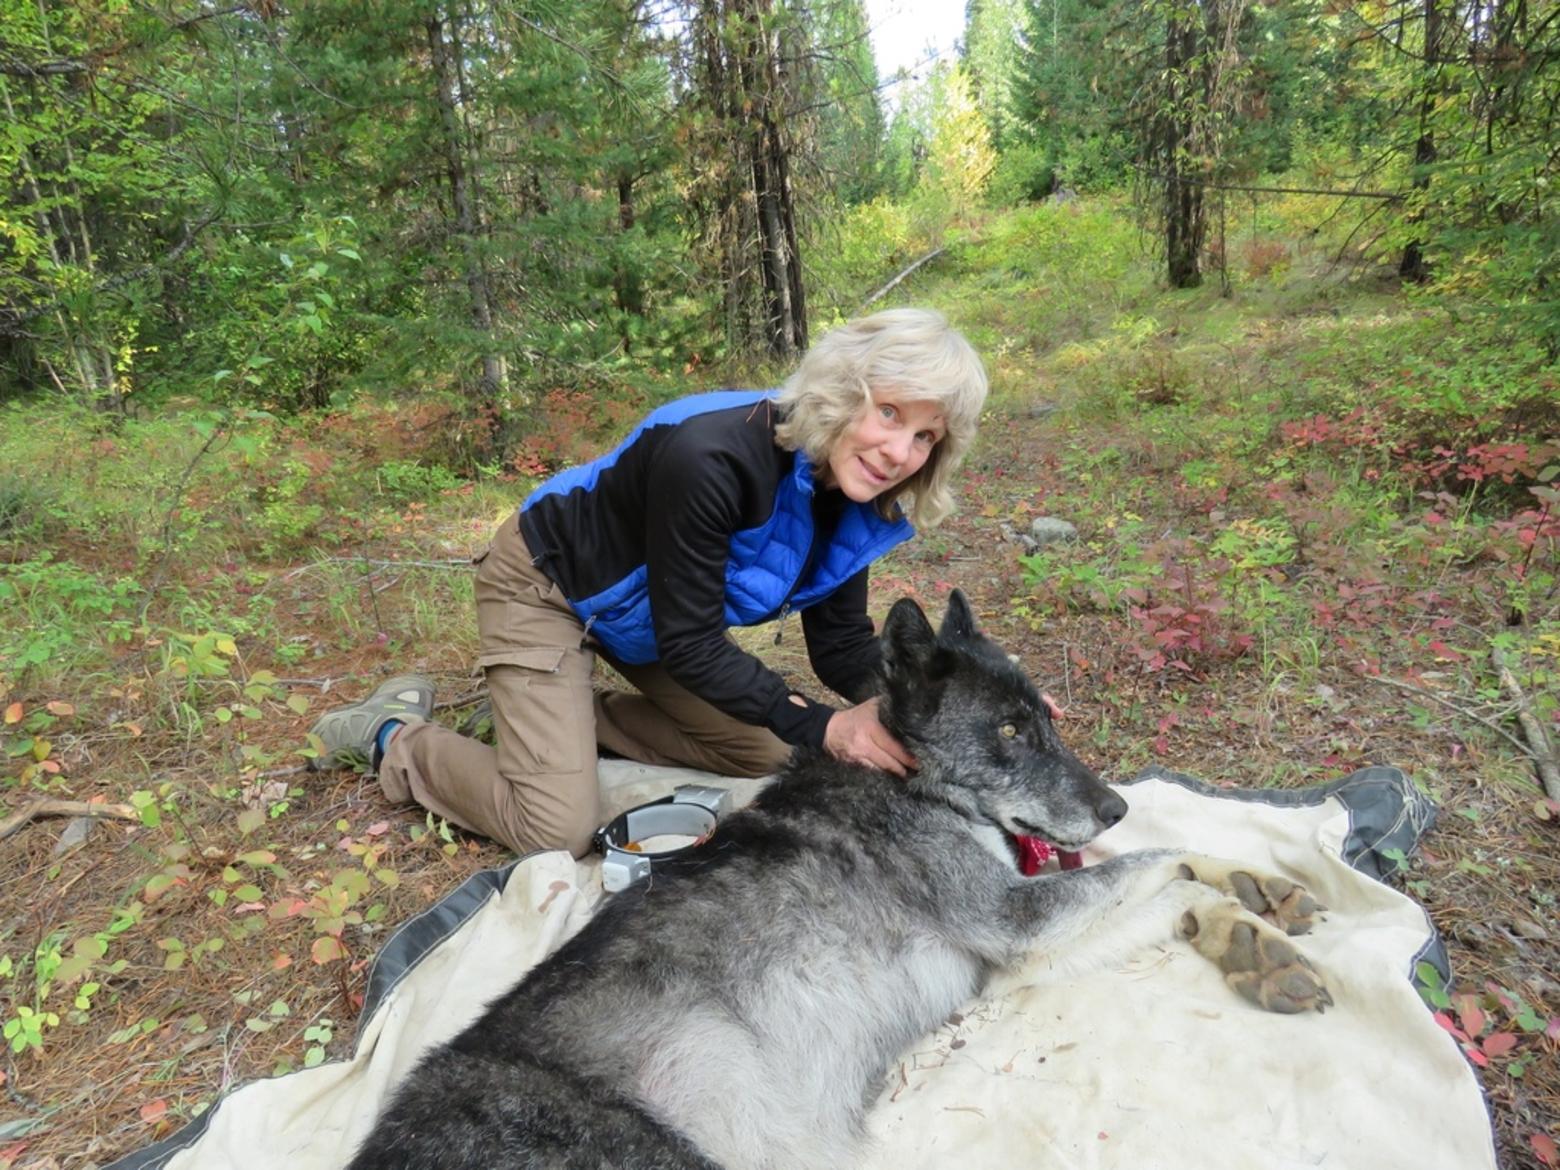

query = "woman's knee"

[
  {"left": 537, "top": 803, "right": 600, "bottom": 860},
  {"left": 488, "top": 767, "right": 601, "bottom": 859}
]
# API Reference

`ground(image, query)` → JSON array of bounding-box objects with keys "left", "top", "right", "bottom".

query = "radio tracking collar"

[{"left": 595, "top": 784, "right": 731, "bottom": 892}]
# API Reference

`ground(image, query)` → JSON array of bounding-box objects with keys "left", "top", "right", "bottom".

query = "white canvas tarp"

[{"left": 110, "top": 763, "right": 1496, "bottom": 1170}]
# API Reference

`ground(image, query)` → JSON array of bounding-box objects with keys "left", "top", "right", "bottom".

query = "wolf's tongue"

[{"left": 1015, "top": 835, "right": 1052, "bottom": 877}]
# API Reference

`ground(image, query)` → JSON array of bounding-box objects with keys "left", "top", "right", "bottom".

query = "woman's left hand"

[{"left": 824, "top": 698, "right": 918, "bottom": 776}]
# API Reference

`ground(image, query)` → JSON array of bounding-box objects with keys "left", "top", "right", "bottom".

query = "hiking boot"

[{"left": 307, "top": 674, "right": 435, "bottom": 770}]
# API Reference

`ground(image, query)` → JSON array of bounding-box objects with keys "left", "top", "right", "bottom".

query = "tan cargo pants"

[{"left": 379, "top": 517, "right": 790, "bottom": 858}]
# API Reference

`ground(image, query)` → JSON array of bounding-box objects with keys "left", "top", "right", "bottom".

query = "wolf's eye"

[{"left": 999, "top": 722, "right": 1018, "bottom": 739}]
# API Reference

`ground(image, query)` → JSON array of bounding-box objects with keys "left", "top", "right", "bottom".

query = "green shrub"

[
  {"left": 988, "top": 142, "right": 1057, "bottom": 206},
  {"left": 375, "top": 460, "right": 463, "bottom": 502},
  {"left": 0, "top": 557, "right": 142, "bottom": 685},
  {"left": 0, "top": 474, "right": 60, "bottom": 541}
]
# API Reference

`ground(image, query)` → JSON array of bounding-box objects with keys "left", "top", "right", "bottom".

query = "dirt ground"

[{"left": 2, "top": 399, "right": 1557, "bottom": 1169}]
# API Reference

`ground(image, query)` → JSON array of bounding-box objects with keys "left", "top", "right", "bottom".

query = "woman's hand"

[
  {"left": 1042, "top": 693, "right": 1065, "bottom": 720},
  {"left": 824, "top": 698, "right": 917, "bottom": 776}
]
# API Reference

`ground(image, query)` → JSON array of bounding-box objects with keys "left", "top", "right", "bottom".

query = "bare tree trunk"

[
  {"left": 614, "top": 171, "right": 645, "bottom": 321},
  {"left": 735, "top": 0, "right": 804, "bottom": 357},
  {"left": 426, "top": 6, "right": 507, "bottom": 398},
  {"left": 687, "top": 0, "right": 808, "bottom": 357},
  {"left": 1400, "top": 0, "right": 1442, "bottom": 282},
  {"left": 764, "top": 19, "right": 806, "bottom": 354},
  {"left": 1163, "top": 7, "right": 1205, "bottom": 289},
  {"left": 1483, "top": 0, "right": 1525, "bottom": 224}
]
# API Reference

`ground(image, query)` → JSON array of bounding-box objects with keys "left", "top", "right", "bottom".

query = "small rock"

[
  {"left": 1028, "top": 517, "right": 1078, "bottom": 546},
  {"left": 54, "top": 816, "right": 94, "bottom": 855},
  {"left": 999, "top": 523, "right": 1040, "bottom": 553},
  {"left": 1509, "top": 917, "right": 1550, "bottom": 941}
]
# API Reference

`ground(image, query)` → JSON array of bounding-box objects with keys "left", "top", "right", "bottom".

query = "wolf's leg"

[
  {"left": 996, "top": 851, "right": 1331, "bottom": 1013},
  {"left": 1000, "top": 848, "right": 1192, "bottom": 958},
  {"left": 1177, "top": 891, "right": 1333, "bottom": 1014}
]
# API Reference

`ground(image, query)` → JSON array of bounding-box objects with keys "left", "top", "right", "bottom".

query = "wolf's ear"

[
  {"left": 939, "top": 588, "right": 979, "bottom": 642},
  {"left": 881, "top": 596, "right": 937, "bottom": 682}
]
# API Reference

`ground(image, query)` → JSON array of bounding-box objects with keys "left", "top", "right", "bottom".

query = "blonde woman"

[{"left": 310, "top": 308, "right": 990, "bottom": 857}]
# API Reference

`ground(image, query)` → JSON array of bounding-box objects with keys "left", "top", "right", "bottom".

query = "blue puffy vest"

[{"left": 524, "top": 391, "right": 914, "bottom": 665}]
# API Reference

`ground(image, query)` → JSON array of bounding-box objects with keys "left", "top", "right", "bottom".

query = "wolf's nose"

[{"left": 1096, "top": 790, "right": 1128, "bottom": 829}]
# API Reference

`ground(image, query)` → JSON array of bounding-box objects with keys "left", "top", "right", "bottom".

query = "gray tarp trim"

[{"left": 104, "top": 766, "right": 1441, "bottom": 1170}]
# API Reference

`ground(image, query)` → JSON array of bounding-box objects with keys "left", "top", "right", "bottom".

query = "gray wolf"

[{"left": 347, "top": 589, "right": 1330, "bottom": 1170}]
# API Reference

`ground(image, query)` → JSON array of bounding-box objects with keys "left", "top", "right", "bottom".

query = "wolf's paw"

[
  {"left": 1180, "top": 903, "right": 1333, "bottom": 1014},
  {"left": 1176, "top": 861, "right": 1324, "bottom": 936}
]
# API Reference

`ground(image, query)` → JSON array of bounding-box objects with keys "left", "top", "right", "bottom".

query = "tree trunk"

[
  {"left": 1400, "top": 0, "right": 1441, "bottom": 283},
  {"left": 738, "top": 0, "right": 805, "bottom": 357},
  {"left": 688, "top": 0, "right": 808, "bottom": 357},
  {"left": 768, "top": 42, "right": 807, "bottom": 354},
  {"left": 614, "top": 171, "right": 644, "bottom": 344},
  {"left": 1164, "top": 8, "right": 1204, "bottom": 289},
  {"left": 1484, "top": 0, "right": 1525, "bottom": 224},
  {"left": 426, "top": 7, "right": 507, "bottom": 397}
]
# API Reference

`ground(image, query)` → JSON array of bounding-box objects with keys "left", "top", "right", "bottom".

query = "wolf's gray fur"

[{"left": 347, "top": 590, "right": 1327, "bottom": 1170}]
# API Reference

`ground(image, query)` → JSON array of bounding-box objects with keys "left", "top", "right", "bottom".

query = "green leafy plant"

[
  {"left": 303, "top": 1019, "right": 335, "bottom": 1069},
  {"left": 0, "top": 557, "right": 141, "bottom": 685}
]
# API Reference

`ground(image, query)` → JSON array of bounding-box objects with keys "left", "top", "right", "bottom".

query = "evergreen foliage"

[{"left": 1, "top": 0, "right": 1556, "bottom": 423}]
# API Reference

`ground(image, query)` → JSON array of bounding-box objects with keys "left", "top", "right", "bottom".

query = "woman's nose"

[{"left": 881, "top": 430, "right": 913, "bottom": 467}]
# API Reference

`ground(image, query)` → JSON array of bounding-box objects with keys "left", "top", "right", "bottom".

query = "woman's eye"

[
  {"left": 999, "top": 723, "right": 1018, "bottom": 739},
  {"left": 878, "top": 403, "right": 897, "bottom": 421},
  {"left": 915, "top": 430, "right": 938, "bottom": 446}
]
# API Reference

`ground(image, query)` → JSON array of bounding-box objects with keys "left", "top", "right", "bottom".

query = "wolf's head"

[{"left": 878, "top": 590, "right": 1127, "bottom": 871}]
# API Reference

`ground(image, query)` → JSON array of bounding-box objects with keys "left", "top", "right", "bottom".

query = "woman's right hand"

[{"left": 824, "top": 698, "right": 917, "bottom": 777}]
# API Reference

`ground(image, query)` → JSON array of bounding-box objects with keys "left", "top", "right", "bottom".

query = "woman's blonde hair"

[{"left": 774, "top": 307, "right": 987, "bottom": 528}]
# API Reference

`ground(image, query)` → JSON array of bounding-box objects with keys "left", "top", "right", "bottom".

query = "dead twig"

[
  {"left": 0, "top": 799, "right": 140, "bottom": 841},
  {"left": 1363, "top": 675, "right": 1536, "bottom": 760},
  {"left": 284, "top": 558, "right": 474, "bottom": 578},
  {"left": 137, "top": 421, "right": 230, "bottom": 624},
  {"left": 1490, "top": 644, "right": 1560, "bottom": 801}
]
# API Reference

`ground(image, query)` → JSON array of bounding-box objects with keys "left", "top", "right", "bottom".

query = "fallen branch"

[
  {"left": 861, "top": 248, "right": 945, "bottom": 310},
  {"left": 0, "top": 799, "right": 140, "bottom": 841},
  {"left": 1364, "top": 675, "right": 1535, "bottom": 760},
  {"left": 1491, "top": 644, "right": 1560, "bottom": 801}
]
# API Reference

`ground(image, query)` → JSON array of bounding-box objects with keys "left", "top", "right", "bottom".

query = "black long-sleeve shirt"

[{"left": 520, "top": 396, "right": 887, "bottom": 748}]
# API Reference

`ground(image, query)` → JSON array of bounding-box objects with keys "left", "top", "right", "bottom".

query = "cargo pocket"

[{"left": 477, "top": 646, "right": 585, "bottom": 775}]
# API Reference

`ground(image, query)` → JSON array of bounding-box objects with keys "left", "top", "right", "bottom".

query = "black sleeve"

[
  {"left": 800, "top": 567, "right": 881, "bottom": 703},
  {"left": 642, "top": 431, "right": 837, "bottom": 749}
]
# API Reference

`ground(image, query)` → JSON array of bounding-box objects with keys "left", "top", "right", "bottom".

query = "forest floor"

[{"left": 2, "top": 205, "right": 1558, "bottom": 1169}]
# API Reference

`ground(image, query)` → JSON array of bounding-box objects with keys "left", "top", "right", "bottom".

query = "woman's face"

[{"left": 821, "top": 388, "right": 946, "bottom": 503}]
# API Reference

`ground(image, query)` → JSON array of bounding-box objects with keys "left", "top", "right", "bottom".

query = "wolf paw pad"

[
  {"left": 1227, "top": 871, "right": 1324, "bottom": 936},
  {"left": 1178, "top": 863, "right": 1324, "bottom": 936},
  {"left": 1181, "top": 911, "right": 1333, "bottom": 1014}
]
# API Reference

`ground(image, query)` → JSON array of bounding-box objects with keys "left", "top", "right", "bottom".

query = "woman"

[{"left": 309, "top": 307, "right": 989, "bottom": 857}]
